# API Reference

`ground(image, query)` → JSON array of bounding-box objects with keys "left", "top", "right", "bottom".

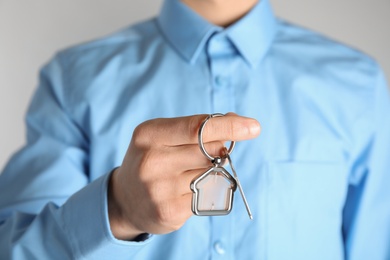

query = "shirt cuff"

[{"left": 59, "top": 170, "right": 153, "bottom": 258}]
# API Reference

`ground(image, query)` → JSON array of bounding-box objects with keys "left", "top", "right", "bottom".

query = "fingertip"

[
  {"left": 249, "top": 119, "right": 261, "bottom": 136},
  {"left": 229, "top": 113, "right": 261, "bottom": 137}
]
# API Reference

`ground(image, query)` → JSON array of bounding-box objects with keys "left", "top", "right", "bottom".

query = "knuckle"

[
  {"left": 138, "top": 152, "right": 150, "bottom": 175},
  {"left": 138, "top": 150, "right": 157, "bottom": 180},
  {"left": 132, "top": 120, "right": 158, "bottom": 147},
  {"left": 225, "top": 118, "right": 236, "bottom": 139},
  {"left": 155, "top": 203, "right": 173, "bottom": 226},
  {"left": 139, "top": 150, "right": 166, "bottom": 175},
  {"left": 169, "top": 222, "right": 183, "bottom": 232},
  {"left": 144, "top": 181, "right": 159, "bottom": 202},
  {"left": 207, "top": 142, "right": 223, "bottom": 157},
  {"left": 137, "top": 150, "right": 149, "bottom": 169},
  {"left": 140, "top": 180, "right": 164, "bottom": 209},
  {"left": 188, "top": 115, "right": 203, "bottom": 141},
  {"left": 153, "top": 199, "right": 187, "bottom": 232},
  {"left": 132, "top": 123, "right": 149, "bottom": 146},
  {"left": 144, "top": 177, "right": 170, "bottom": 203}
]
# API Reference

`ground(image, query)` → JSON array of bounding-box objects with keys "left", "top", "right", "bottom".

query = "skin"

[
  {"left": 108, "top": 0, "right": 261, "bottom": 241},
  {"left": 182, "top": 0, "right": 259, "bottom": 27}
]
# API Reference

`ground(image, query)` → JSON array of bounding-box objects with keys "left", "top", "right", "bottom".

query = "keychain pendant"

[
  {"left": 191, "top": 113, "right": 253, "bottom": 218},
  {"left": 191, "top": 165, "right": 237, "bottom": 216},
  {"left": 191, "top": 113, "right": 237, "bottom": 217}
]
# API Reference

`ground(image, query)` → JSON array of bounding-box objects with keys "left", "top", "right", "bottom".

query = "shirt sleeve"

[
  {"left": 343, "top": 65, "right": 390, "bottom": 260},
  {"left": 0, "top": 55, "right": 152, "bottom": 259}
]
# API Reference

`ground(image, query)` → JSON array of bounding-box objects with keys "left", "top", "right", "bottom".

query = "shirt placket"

[
  {"left": 206, "top": 32, "right": 239, "bottom": 260},
  {"left": 207, "top": 33, "right": 236, "bottom": 114}
]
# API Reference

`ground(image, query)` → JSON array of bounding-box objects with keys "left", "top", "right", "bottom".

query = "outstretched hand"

[{"left": 108, "top": 113, "right": 261, "bottom": 240}]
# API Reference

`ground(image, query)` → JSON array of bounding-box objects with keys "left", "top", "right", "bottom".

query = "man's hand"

[{"left": 108, "top": 113, "right": 261, "bottom": 240}]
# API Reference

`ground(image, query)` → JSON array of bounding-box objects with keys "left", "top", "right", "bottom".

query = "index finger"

[{"left": 140, "top": 113, "right": 261, "bottom": 146}]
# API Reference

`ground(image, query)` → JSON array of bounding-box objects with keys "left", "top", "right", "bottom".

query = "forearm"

[{"left": 0, "top": 172, "right": 151, "bottom": 259}]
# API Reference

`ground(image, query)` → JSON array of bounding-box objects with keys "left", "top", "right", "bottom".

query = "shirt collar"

[{"left": 157, "top": 0, "right": 277, "bottom": 67}]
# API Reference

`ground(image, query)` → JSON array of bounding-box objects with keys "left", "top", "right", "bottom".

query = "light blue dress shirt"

[{"left": 1, "top": 0, "right": 390, "bottom": 259}]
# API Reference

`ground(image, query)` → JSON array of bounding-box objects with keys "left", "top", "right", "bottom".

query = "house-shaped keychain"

[{"left": 191, "top": 166, "right": 237, "bottom": 216}]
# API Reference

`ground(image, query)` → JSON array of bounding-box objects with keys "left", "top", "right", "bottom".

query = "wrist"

[{"left": 107, "top": 167, "right": 143, "bottom": 241}]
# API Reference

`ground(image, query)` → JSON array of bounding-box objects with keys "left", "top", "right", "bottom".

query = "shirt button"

[
  {"left": 214, "top": 241, "right": 226, "bottom": 255},
  {"left": 215, "top": 76, "right": 228, "bottom": 87}
]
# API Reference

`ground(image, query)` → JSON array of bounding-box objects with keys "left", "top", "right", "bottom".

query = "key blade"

[{"left": 226, "top": 152, "right": 253, "bottom": 220}]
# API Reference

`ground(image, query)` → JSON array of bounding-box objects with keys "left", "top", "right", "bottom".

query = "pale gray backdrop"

[{"left": 1, "top": 0, "right": 389, "bottom": 170}]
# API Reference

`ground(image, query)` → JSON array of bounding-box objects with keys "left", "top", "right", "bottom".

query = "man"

[{"left": 1, "top": 0, "right": 389, "bottom": 259}]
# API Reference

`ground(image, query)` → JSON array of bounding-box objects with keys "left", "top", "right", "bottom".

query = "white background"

[{"left": 1, "top": 0, "right": 389, "bottom": 169}]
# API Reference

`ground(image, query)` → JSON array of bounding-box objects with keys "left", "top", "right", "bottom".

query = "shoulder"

[
  {"left": 272, "top": 19, "right": 379, "bottom": 88},
  {"left": 55, "top": 18, "right": 159, "bottom": 66},
  {"left": 39, "top": 18, "right": 162, "bottom": 114},
  {"left": 275, "top": 20, "right": 378, "bottom": 76},
  {"left": 44, "top": 18, "right": 162, "bottom": 90},
  {"left": 274, "top": 19, "right": 375, "bottom": 63},
  {"left": 270, "top": 19, "right": 385, "bottom": 140}
]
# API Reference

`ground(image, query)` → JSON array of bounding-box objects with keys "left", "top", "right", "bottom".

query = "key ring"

[
  {"left": 198, "top": 113, "right": 235, "bottom": 162},
  {"left": 192, "top": 113, "right": 252, "bottom": 218}
]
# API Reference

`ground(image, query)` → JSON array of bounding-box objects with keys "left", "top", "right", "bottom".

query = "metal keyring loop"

[{"left": 198, "top": 113, "right": 235, "bottom": 162}]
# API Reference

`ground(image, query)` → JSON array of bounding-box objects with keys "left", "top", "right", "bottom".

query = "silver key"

[{"left": 225, "top": 149, "right": 253, "bottom": 220}]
